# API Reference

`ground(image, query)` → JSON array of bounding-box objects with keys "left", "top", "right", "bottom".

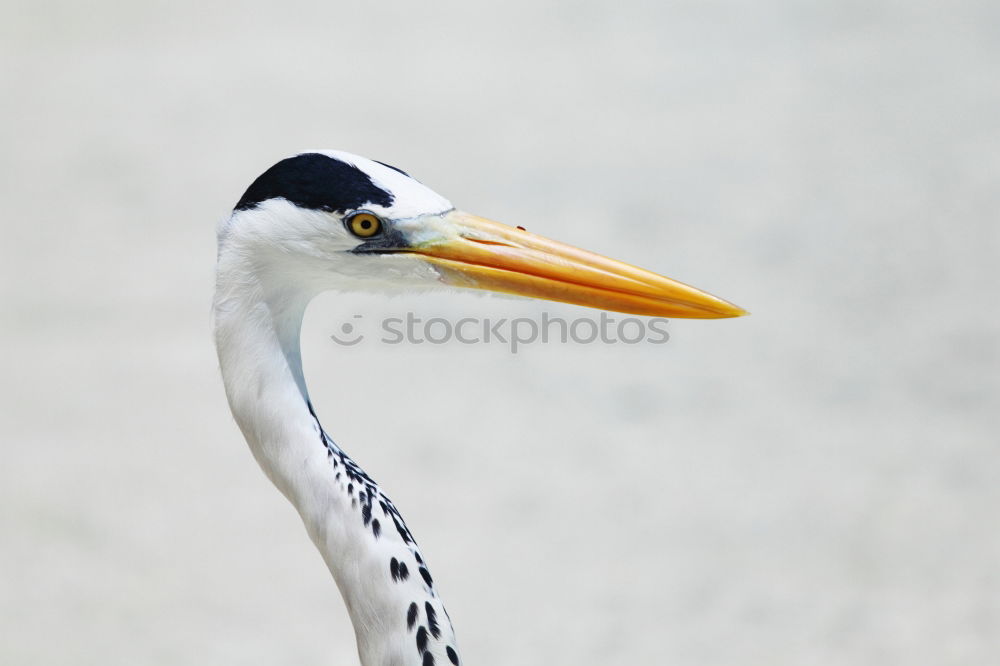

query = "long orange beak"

[{"left": 403, "top": 210, "right": 746, "bottom": 318}]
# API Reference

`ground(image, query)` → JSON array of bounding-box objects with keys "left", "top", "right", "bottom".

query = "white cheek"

[
  {"left": 328, "top": 254, "right": 444, "bottom": 291},
  {"left": 221, "top": 194, "right": 451, "bottom": 293}
]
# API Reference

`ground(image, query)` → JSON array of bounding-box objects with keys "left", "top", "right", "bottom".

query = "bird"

[{"left": 212, "top": 150, "right": 745, "bottom": 666}]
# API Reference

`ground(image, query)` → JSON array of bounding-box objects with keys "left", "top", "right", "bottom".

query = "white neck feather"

[{"left": 213, "top": 247, "right": 460, "bottom": 666}]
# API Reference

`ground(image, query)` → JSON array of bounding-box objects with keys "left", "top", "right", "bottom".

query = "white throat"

[{"left": 213, "top": 241, "right": 460, "bottom": 666}]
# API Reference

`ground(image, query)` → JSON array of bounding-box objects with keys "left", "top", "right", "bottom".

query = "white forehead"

[{"left": 308, "top": 149, "right": 453, "bottom": 219}]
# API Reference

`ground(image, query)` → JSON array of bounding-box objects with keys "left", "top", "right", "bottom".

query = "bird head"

[{"left": 219, "top": 150, "right": 745, "bottom": 318}]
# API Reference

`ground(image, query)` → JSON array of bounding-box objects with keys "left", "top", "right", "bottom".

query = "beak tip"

[
  {"left": 689, "top": 295, "right": 748, "bottom": 319},
  {"left": 686, "top": 298, "right": 747, "bottom": 318},
  {"left": 714, "top": 303, "right": 749, "bottom": 318}
]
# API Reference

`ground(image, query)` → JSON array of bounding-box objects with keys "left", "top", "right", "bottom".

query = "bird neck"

[{"left": 213, "top": 251, "right": 460, "bottom": 666}]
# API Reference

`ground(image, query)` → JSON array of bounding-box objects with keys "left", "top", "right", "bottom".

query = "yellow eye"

[{"left": 347, "top": 212, "right": 382, "bottom": 238}]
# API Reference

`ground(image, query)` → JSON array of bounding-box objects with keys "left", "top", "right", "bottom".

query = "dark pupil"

[{"left": 360, "top": 219, "right": 372, "bottom": 230}]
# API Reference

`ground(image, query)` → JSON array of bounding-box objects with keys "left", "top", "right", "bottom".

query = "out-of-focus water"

[{"left": 2, "top": 1, "right": 998, "bottom": 664}]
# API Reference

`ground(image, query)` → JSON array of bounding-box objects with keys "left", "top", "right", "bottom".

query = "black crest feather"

[{"left": 235, "top": 153, "right": 394, "bottom": 213}]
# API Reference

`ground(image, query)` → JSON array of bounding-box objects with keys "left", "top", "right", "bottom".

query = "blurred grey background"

[{"left": 2, "top": 1, "right": 998, "bottom": 664}]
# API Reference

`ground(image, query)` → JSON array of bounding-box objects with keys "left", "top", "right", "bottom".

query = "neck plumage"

[{"left": 213, "top": 252, "right": 460, "bottom": 666}]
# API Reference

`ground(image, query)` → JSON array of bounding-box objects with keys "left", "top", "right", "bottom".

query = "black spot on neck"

[
  {"left": 235, "top": 153, "right": 394, "bottom": 213},
  {"left": 425, "top": 602, "right": 440, "bottom": 639},
  {"left": 416, "top": 626, "right": 429, "bottom": 654},
  {"left": 407, "top": 602, "right": 419, "bottom": 630}
]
